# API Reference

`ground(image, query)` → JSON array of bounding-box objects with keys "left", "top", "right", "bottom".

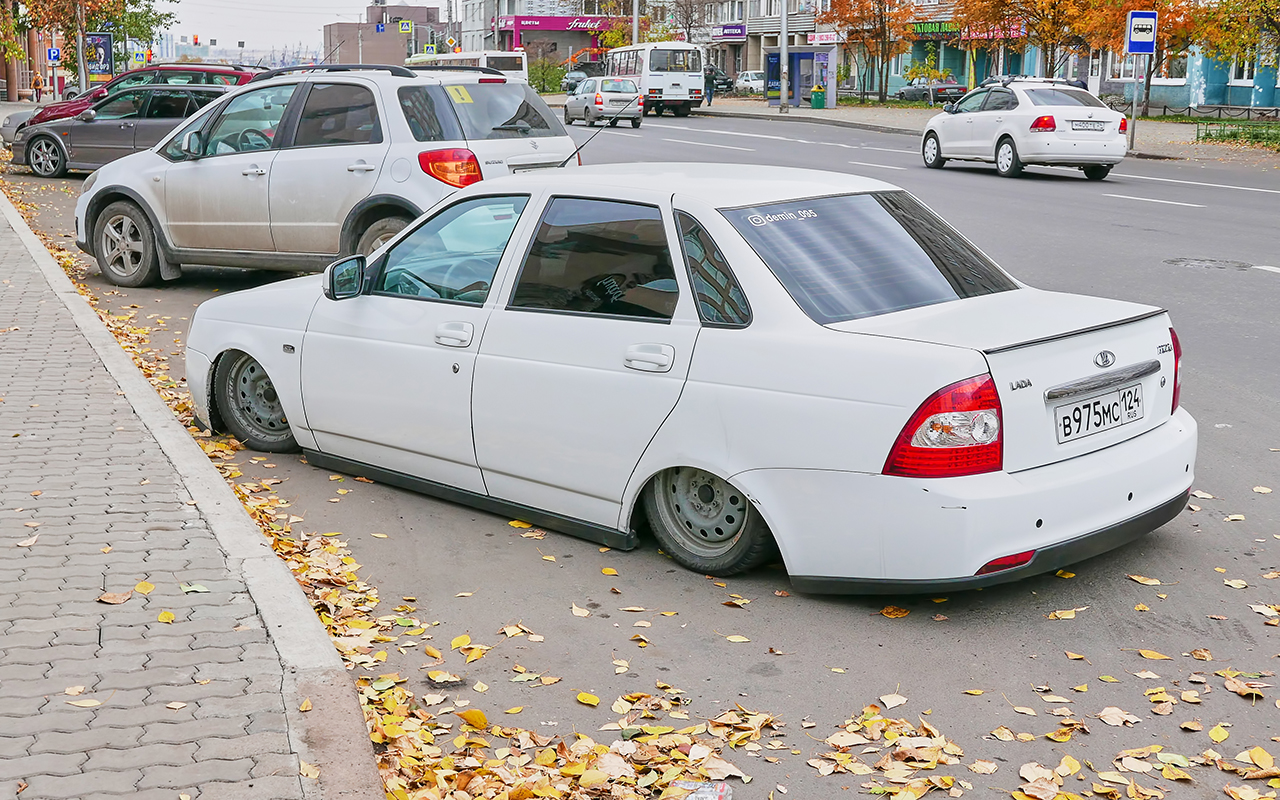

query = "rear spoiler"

[{"left": 983, "top": 308, "right": 1167, "bottom": 355}]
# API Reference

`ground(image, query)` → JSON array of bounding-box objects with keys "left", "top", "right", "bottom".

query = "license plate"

[
  {"left": 511, "top": 163, "right": 557, "bottom": 174},
  {"left": 1055, "top": 384, "right": 1143, "bottom": 444},
  {"left": 1072, "top": 120, "right": 1106, "bottom": 131},
  {"left": 610, "top": 99, "right": 629, "bottom": 106}
]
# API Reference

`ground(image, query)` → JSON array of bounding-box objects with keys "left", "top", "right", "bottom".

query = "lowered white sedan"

[
  {"left": 922, "top": 79, "right": 1128, "bottom": 180},
  {"left": 186, "top": 164, "right": 1196, "bottom": 593}
]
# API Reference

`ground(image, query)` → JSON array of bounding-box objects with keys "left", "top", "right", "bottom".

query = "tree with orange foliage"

[
  {"left": 1196, "top": 0, "right": 1279, "bottom": 75},
  {"left": 819, "top": 0, "right": 916, "bottom": 101},
  {"left": 953, "top": 0, "right": 1089, "bottom": 77},
  {"left": 1077, "top": 0, "right": 1202, "bottom": 113}
]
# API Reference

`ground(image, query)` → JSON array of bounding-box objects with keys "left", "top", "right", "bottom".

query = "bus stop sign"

[{"left": 1126, "top": 11, "right": 1157, "bottom": 55}]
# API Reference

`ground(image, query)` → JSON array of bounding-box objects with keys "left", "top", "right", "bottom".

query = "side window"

[
  {"left": 162, "top": 110, "right": 213, "bottom": 161},
  {"left": 375, "top": 196, "right": 530, "bottom": 304},
  {"left": 511, "top": 197, "right": 679, "bottom": 321},
  {"left": 156, "top": 71, "right": 201, "bottom": 85},
  {"left": 206, "top": 73, "right": 240, "bottom": 86},
  {"left": 144, "top": 90, "right": 194, "bottom": 118},
  {"left": 292, "top": 83, "right": 382, "bottom": 147},
  {"left": 983, "top": 90, "right": 1017, "bottom": 111},
  {"left": 192, "top": 91, "right": 223, "bottom": 111},
  {"left": 203, "top": 84, "right": 297, "bottom": 156},
  {"left": 953, "top": 90, "right": 986, "bottom": 113},
  {"left": 676, "top": 212, "right": 750, "bottom": 326},
  {"left": 112, "top": 71, "right": 156, "bottom": 91},
  {"left": 95, "top": 90, "right": 148, "bottom": 120},
  {"left": 580, "top": 79, "right": 595, "bottom": 95}
]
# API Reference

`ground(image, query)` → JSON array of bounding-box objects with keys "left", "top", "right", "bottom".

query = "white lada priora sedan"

[{"left": 185, "top": 164, "right": 1196, "bottom": 593}]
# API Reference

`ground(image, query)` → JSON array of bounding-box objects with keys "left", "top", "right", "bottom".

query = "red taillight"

[
  {"left": 1119, "top": 117, "right": 1128, "bottom": 133},
  {"left": 418, "top": 148, "right": 482, "bottom": 188},
  {"left": 637, "top": 96, "right": 644, "bottom": 106},
  {"left": 975, "top": 550, "right": 1035, "bottom": 576},
  {"left": 1030, "top": 115, "right": 1056, "bottom": 132},
  {"left": 1169, "top": 327, "right": 1182, "bottom": 412},
  {"left": 576, "top": 152, "right": 582, "bottom": 166},
  {"left": 595, "top": 92, "right": 603, "bottom": 106},
  {"left": 883, "top": 374, "right": 1003, "bottom": 478}
]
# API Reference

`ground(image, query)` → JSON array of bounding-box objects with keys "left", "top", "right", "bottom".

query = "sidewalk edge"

[
  {"left": 692, "top": 107, "right": 923, "bottom": 136},
  {"left": 0, "top": 193, "right": 384, "bottom": 800}
]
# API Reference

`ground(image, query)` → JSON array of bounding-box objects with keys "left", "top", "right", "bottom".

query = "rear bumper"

[
  {"left": 187, "top": 347, "right": 214, "bottom": 432},
  {"left": 1022, "top": 135, "right": 1127, "bottom": 165}
]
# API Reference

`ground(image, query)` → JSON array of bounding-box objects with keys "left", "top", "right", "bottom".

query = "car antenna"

[{"left": 558, "top": 94, "right": 641, "bottom": 168}]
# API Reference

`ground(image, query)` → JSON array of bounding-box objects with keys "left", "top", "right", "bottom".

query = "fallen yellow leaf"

[
  {"left": 571, "top": 603, "right": 590, "bottom": 617},
  {"left": 66, "top": 699, "right": 101, "bottom": 707},
  {"left": 601, "top": 567, "right": 618, "bottom": 576},
  {"left": 1056, "top": 570, "right": 1075, "bottom": 579},
  {"left": 299, "top": 760, "right": 319, "bottom": 779},
  {"left": 1100, "top": 675, "right": 1121, "bottom": 683},
  {"left": 157, "top": 611, "right": 175, "bottom": 624},
  {"left": 299, "top": 697, "right": 312, "bottom": 712},
  {"left": 508, "top": 520, "right": 532, "bottom": 528},
  {"left": 1209, "top": 724, "right": 1229, "bottom": 743},
  {"left": 880, "top": 605, "right": 910, "bottom": 618},
  {"left": 450, "top": 634, "right": 471, "bottom": 650},
  {"left": 1138, "top": 649, "right": 1172, "bottom": 660},
  {"left": 457, "top": 708, "right": 488, "bottom": 728},
  {"left": 964, "top": 689, "right": 984, "bottom": 695},
  {"left": 725, "top": 635, "right": 750, "bottom": 643},
  {"left": 135, "top": 580, "right": 156, "bottom": 595},
  {"left": 505, "top": 706, "right": 523, "bottom": 714},
  {"left": 474, "top": 682, "right": 489, "bottom": 693},
  {"left": 577, "top": 692, "right": 600, "bottom": 707}
]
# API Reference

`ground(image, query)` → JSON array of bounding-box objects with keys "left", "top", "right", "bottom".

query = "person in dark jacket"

[{"left": 704, "top": 66, "right": 715, "bottom": 106}]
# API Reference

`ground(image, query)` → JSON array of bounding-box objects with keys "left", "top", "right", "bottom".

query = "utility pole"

[
  {"left": 358, "top": 25, "right": 363, "bottom": 62},
  {"left": 632, "top": 0, "right": 639, "bottom": 45},
  {"left": 75, "top": 1, "right": 88, "bottom": 94},
  {"left": 778, "top": 0, "right": 788, "bottom": 113}
]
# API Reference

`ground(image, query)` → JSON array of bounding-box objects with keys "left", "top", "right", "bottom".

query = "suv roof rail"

[
  {"left": 248, "top": 63, "right": 415, "bottom": 82},
  {"left": 149, "top": 61, "right": 265, "bottom": 70},
  {"left": 406, "top": 64, "right": 507, "bottom": 76}
]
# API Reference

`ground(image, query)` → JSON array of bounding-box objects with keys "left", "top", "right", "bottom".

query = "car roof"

[
  {"left": 477, "top": 163, "right": 899, "bottom": 208},
  {"left": 247, "top": 64, "right": 527, "bottom": 87}
]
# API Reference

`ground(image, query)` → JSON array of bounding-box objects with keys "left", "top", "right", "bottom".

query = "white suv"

[{"left": 74, "top": 64, "right": 577, "bottom": 287}]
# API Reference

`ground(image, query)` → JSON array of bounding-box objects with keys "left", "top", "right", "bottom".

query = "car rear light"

[
  {"left": 883, "top": 374, "right": 1003, "bottom": 478},
  {"left": 418, "top": 148, "right": 482, "bottom": 188},
  {"left": 1119, "top": 117, "right": 1128, "bottom": 133},
  {"left": 975, "top": 550, "right": 1035, "bottom": 576},
  {"left": 637, "top": 96, "right": 644, "bottom": 106},
  {"left": 479, "top": 77, "right": 505, "bottom": 83},
  {"left": 1169, "top": 327, "right": 1182, "bottom": 412},
  {"left": 1030, "top": 115, "right": 1056, "bottom": 132},
  {"left": 595, "top": 93, "right": 603, "bottom": 106}
]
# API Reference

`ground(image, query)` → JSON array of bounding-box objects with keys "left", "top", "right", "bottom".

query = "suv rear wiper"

[{"left": 493, "top": 121, "right": 532, "bottom": 133}]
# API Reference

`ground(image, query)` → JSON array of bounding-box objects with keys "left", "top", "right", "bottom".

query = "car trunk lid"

[{"left": 827, "top": 289, "right": 1178, "bottom": 472}]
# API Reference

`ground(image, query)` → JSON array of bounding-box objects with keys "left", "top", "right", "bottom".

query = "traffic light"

[
  {"left": 193, "top": 34, "right": 199, "bottom": 46},
  {"left": 145, "top": 49, "right": 152, "bottom": 63}
]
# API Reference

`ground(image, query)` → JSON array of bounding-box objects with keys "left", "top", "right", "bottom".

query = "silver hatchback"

[{"left": 563, "top": 78, "right": 642, "bottom": 128}]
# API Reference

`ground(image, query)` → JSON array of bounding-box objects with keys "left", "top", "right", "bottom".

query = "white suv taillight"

[
  {"left": 883, "top": 374, "right": 1003, "bottom": 478},
  {"left": 419, "top": 148, "right": 482, "bottom": 188}
]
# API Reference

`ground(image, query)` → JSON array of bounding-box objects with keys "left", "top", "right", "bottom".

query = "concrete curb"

[
  {"left": 0, "top": 193, "right": 384, "bottom": 800},
  {"left": 693, "top": 107, "right": 923, "bottom": 137}
]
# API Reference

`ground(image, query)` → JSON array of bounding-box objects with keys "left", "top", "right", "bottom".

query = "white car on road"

[
  {"left": 734, "top": 70, "right": 765, "bottom": 94},
  {"left": 185, "top": 164, "right": 1196, "bottom": 592},
  {"left": 921, "top": 79, "right": 1127, "bottom": 180},
  {"left": 74, "top": 63, "right": 575, "bottom": 288}
]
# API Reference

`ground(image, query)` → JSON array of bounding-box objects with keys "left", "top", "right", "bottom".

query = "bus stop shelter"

[{"left": 763, "top": 44, "right": 838, "bottom": 107}]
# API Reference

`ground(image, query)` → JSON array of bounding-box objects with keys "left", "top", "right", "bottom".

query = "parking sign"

[
  {"left": 399, "top": 20, "right": 413, "bottom": 34},
  {"left": 376, "top": 23, "right": 385, "bottom": 32},
  {"left": 1126, "top": 10, "right": 1157, "bottom": 55},
  {"left": 46, "top": 47, "right": 60, "bottom": 63}
]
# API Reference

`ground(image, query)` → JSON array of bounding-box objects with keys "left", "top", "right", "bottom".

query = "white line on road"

[
  {"left": 661, "top": 137, "right": 756, "bottom": 151},
  {"left": 848, "top": 160, "right": 907, "bottom": 171},
  {"left": 1102, "top": 193, "right": 1206, "bottom": 208},
  {"left": 606, "top": 131, "right": 643, "bottom": 137},
  {"left": 1115, "top": 172, "right": 1280, "bottom": 195},
  {"left": 861, "top": 146, "right": 916, "bottom": 154},
  {"left": 1254, "top": 265, "right": 1280, "bottom": 274}
]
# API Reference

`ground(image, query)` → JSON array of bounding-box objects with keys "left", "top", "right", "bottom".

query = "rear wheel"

[
  {"left": 995, "top": 137, "right": 1024, "bottom": 178},
  {"left": 214, "top": 351, "right": 298, "bottom": 453},
  {"left": 608, "top": 118, "right": 618, "bottom": 127},
  {"left": 585, "top": 109, "right": 596, "bottom": 127},
  {"left": 643, "top": 467, "right": 776, "bottom": 576},
  {"left": 94, "top": 201, "right": 160, "bottom": 287},
  {"left": 357, "top": 215, "right": 411, "bottom": 256},
  {"left": 28, "top": 136, "right": 66, "bottom": 178},
  {"left": 1083, "top": 165, "right": 1112, "bottom": 181},
  {"left": 922, "top": 132, "right": 946, "bottom": 169},
  {"left": 563, "top": 105, "right": 573, "bottom": 125},
  {"left": 631, "top": 117, "right": 641, "bottom": 128}
]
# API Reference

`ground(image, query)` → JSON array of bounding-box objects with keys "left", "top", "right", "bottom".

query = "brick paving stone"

[
  {"left": 0, "top": 752, "right": 89, "bottom": 780},
  {"left": 21, "top": 768, "right": 143, "bottom": 799},
  {"left": 83, "top": 742, "right": 197, "bottom": 771},
  {"left": 196, "top": 731, "right": 292, "bottom": 761},
  {"left": 137, "top": 757, "right": 255, "bottom": 788},
  {"left": 195, "top": 776, "right": 306, "bottom": 800}
]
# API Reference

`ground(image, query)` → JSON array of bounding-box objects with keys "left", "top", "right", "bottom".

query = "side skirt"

[{"left": 302, "top": 449, "right": 640, "bottom": 551}]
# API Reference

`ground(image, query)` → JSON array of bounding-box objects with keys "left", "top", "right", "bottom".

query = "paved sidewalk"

[{"left": 0, "top": 199, "right": 380, "bottom": 797}]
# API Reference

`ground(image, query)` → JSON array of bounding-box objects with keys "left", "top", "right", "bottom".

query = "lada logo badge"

[{"left": 1094, "top": 350, "right": 1116, "bottom": 368}]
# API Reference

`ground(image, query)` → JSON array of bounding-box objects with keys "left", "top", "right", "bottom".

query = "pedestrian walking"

[
  {"left": 31, "top": 71, "right": 43, "bottom": 102},
  {"left": 703, "top": 66, "right": 715, "bottom": 107}
]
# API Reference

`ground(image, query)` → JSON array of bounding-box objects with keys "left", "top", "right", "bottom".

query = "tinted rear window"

[
  {"left": 722, "top": 192, "right": 1017, "bottom": 324},
  {"left": 601, "top": 79, "right": 637, "bottom": 93},
  {"left": 1025, "top": 88, "right": 1105, "bottom": 107},
  {"left": 445, "top": 83, "right": 566, "bottom": 140},
  {"left": 398, "top": 85, "right": 464, "bottom": 142}
]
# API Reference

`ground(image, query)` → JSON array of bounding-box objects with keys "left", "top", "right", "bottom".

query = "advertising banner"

[{"left": 85, "top": 32, "right": 114, "bottom": 82}]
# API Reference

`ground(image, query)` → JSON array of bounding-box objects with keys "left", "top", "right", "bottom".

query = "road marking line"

[
  {"left": 661, "top": 137, "right": 756, "bottom": 151},
  {"left": 848, "top": 160, "right": 907, "bottom": 170},
  {"left": 1102, "top": 193, "right": 1206, "bottom": 208},
  {"left": 861, "top": 146, "right": 916, "bottom": 154},
  {"left": 1114, "top": 172, "right": 1280, "bottom": 195},
  {"left": 1255, "top": 265, "right": 1280, "bottom": 274},
  {"left": 607, "top": 131, "right": 643, "bottom": 137}
]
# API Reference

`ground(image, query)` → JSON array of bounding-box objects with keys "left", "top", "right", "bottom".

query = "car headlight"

[
  {"left": 2, "top": 117, "right": 9, "bottom": 127},
  {"left": 82, "top": 170, "right": 99, "bottom": 195}
]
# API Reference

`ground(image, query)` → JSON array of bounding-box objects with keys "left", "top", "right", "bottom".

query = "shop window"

[
  {"left": 1231, "top": 59, "right": 1256, "bottom": 83},
  {"left": 1156, "top": 51, "right": 1187, "bottom": 81},
  {"left": 1108, "top": 52, "right": 1135, "bottom": 80}
]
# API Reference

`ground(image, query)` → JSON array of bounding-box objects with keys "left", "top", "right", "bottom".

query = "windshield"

[
  {"left": 1025, "top": 88, "right": 1105, "bottom": 107},
  {"left": 722, "top": 192, "right": 1017, "bottom": 324},
  {"left": 444, "top": 83, "right": 566, "bottom": 140},
  {"left": 650, "top": 48, "right": 701, "bottom": 73},
  {"left": 600, "top": 79, "right": 637, "bottom": 93}
]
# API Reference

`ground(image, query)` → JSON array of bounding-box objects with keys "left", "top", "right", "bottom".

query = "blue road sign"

[
  {"left": 423, "top": 44, "right": 436, "bottom": 54},
  {"left": 46, "top": 47, "right": 60, "bottom": 63},
  {"left": 399, "top": 20, "right": 413, "bottom": 34},
  {"left": 376, "top": 23, "right": 385, "bottom": 32},
  {"left": 1126, "top": 10, "right": 1157, "bottom": 55}
]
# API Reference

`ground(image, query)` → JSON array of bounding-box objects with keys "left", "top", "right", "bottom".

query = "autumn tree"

[
  {"left": 819, "top": 0, "right": 916, "bottom": 101},
  {"left": 26, "top": 0, "right": 175, "bottom": 87},
  {"left": 1196, "top": 0, "right": 1280, "bottom": 73},
  {"left": 1078, "top": 0, "right": 1202, "bottom": 113},
  {"left": 954, "top": 0, "right": 1089, "bottom": 76}
]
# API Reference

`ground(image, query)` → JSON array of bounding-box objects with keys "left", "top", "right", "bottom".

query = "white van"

[
  {"left": 605, "top": 42, "right": 704, "bottom": 116},
  {"left": 406, "top": 50, "right": 529, "bottom": 82}
]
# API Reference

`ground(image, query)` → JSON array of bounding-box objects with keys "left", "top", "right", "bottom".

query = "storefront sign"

[
  {"left": 912, "top": 21, "right": 960, "bottom": 39},
  {"left": 498, "top": 15, "right": 622, "bottom": 31},
  {"left": 713, "top": 24, "right": 746, "bottom": 40},
  {"left": 807, "top": 31, "right": 843, "bottom": 44}
]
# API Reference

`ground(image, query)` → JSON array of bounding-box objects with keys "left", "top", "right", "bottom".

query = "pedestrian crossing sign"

[{"left": 399, "top": 20, "right": 413, "bottom": 34}]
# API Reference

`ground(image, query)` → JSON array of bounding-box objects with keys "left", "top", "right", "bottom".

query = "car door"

[
  {"left": 569, "top": 79, "right": 594, "bottom": 119},
  {"left": 471, "top": 194, "right": 701, "bottom": 528},
  {"left": 268, "top": 82, "right": 390, "bottom": 255},
  {"left": 969, "top": 88, "right": 1017, "bottom": 160},
  {"left": 68, "top": 88, "right": 148, "bottom": 166},
  {"left": 936, "top": 88, "right": 988, "bottom": 157},
  {"left": 162, "top": 83, "right": 298, "bottom": 251},
  {"left": 300, "top": 194, "right": 535, "bottom": 494}
]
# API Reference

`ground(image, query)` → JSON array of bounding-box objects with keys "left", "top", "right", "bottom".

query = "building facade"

[{"left": 324, "top": 3, "right": 447, "bottom": 64}]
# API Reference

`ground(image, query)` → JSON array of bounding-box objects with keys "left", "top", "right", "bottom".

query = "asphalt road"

[{"left": 6, "top": 119, "right": 1279, "bottom": 796}]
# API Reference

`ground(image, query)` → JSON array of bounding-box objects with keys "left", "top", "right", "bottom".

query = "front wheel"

[
  {"left": 357, "top": 215, "right": 411, "bottom": 256},
  {"left": 94, "top": 201, "right": 160, "bottom": 287},
  {"left": 643, "top": 467, "right": 776, "bottom": 576},
  {"left": 995, "top": 138, "right": 1024, "bottom": 178},
  {"left": 630, "top": 117, "right": 641, "bottom": 128},
  {"left": 28, "top": 136, "right": 67, "bottom": 178},
  {"left": 922, "top": 132, "right": 946, "bottom": 169},
  {"left": 214, "top": 351, "right": 299, "bottom": 452},
  {"left": 1083, "top": 165, "right": 1112, "bottom": 181}
]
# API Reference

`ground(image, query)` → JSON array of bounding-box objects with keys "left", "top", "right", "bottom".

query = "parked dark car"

[
  {"left": 561, "top": 70, "right": 589, "bottom": 93},
  {"left": 22, "top": 62, "right": 261, "bottom": 131},
  {"left": 707, "top": 66, "right": 734, "bottom": 93},
  {"left": 896, "top": 78, "right": 967, "bottom": 103},
  {"left": 15, "top": 85, "right": 227, "bottom": 178}
]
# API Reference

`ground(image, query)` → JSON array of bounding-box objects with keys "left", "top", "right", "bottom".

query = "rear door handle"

[
  {"left": 435, "top": 321, "right": 474, "bottom": 348},
  {"left": 242, "top": 167, "right": 267, "bottom": 176},
  {"left": 347, "top": 163, "right": 377, "bottom": 172},
  {"left": 624, "top": 343, "right": 674, "bottom": 373}
]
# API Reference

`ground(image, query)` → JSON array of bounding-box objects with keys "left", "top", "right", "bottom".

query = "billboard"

[{"left": 85, "top": 32, "right": 115, "bottom": 82}]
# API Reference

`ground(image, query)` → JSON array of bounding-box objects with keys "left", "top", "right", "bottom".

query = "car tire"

[
  {"left": 995, "top": 137, "right": 1024, "bottom": 178},
  {"left": 357, "top": 216, "right": 411, "bottom": 256},
  {"left": 94, "top": 201, "right": 161, "bottom": 287},
  {"left": 214, "top": 350, "right": 299, "bottom": 453},
  {"left": 643, "top": 467, "right": 777, "bottom": 577},
  {"left": 586, "top": 110, "right": 596, "bottom": 127},
  {"left": 631, "top": 117, "right": 641, "bottom": 128},
  {"left": 922, "top": 132, "right": 946, "bottom": 169},
  {"left": 564, "top": 105, "right": 573, "bottom": 125},
  {"left": 28, "top": 136, "right": 67, "bottom": 178},
  {"left": 608, "top": 118, "right": 618, "bottom": 127},
  {"left": 1083, "top": 165, "right": 1112, "bottom": 181}
]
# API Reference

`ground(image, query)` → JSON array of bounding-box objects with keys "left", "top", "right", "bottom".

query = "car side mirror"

[
  {"left": 942, "top": 103, "right": 956, "bottom": 114},
  {"left": 91, "top": 88, "right": 108, "bottom": 100},
  {"left": 180, "top": 130, "right": 203, "bottom": 157},
  {"left": 77, "top": 109, "right": 96, "bottom": 122},
  {"left": 323, "top": 255, "right": 366, "bottom": 301}
]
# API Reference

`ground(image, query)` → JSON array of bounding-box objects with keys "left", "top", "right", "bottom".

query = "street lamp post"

[{"left": 779, "top": 0, "right": 788, "bottom": 113}]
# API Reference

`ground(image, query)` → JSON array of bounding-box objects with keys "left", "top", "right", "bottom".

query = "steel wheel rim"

[
  {"left": 31, "top": 139, "right": 58, "bottom": 174},
  {"left": 658, "top": 468, "right": 748, "bottom": 558},
  {"left": 924, "top": 137, "right": 938, "bottom": 163},
  {"left": 365, "top": 231, "right": 396, "bottom": 255},
  {"left": 997, "top": 143, "right": 1013, "bottom": 172},
  {"left": 228, "top": 355, "right": 288, "bottom": 437},
  {"left": 100, "top": 213, "right": 145, "bottom": 277}
]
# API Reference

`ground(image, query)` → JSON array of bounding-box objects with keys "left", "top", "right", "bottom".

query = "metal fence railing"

[
  {"left": 1195, "top": 119, "right": 1280, "bottom": 146},
  {"left": 1102, "top": 97, "right": 1280, "bottom": 120}
]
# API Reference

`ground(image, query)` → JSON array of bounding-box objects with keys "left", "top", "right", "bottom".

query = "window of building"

[
  {"left": 1154, "top": 50, "right": 1187, "bottom": 82},
  {"left": 1108, "top": 51, "right": 1135, "bottom": 80},
  {"left": 1231, "top": 59, "right": 1256, "bottom": 84},
  {"left": 889, "top": 53, "right": 904, "bottom": 76}
]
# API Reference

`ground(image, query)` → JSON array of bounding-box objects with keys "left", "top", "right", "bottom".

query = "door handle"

[
  {"left": 347, "top": 163, "right": 377, "bottom": 172},
  {"left": 624, "top": 343, "right": 674, "bottom": 373},
  {"left": 242, "top": 167, "right": 267, "bottom": 176},
  {"left": 435, "top": 321, "right": 474, "bottom": 348}
]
